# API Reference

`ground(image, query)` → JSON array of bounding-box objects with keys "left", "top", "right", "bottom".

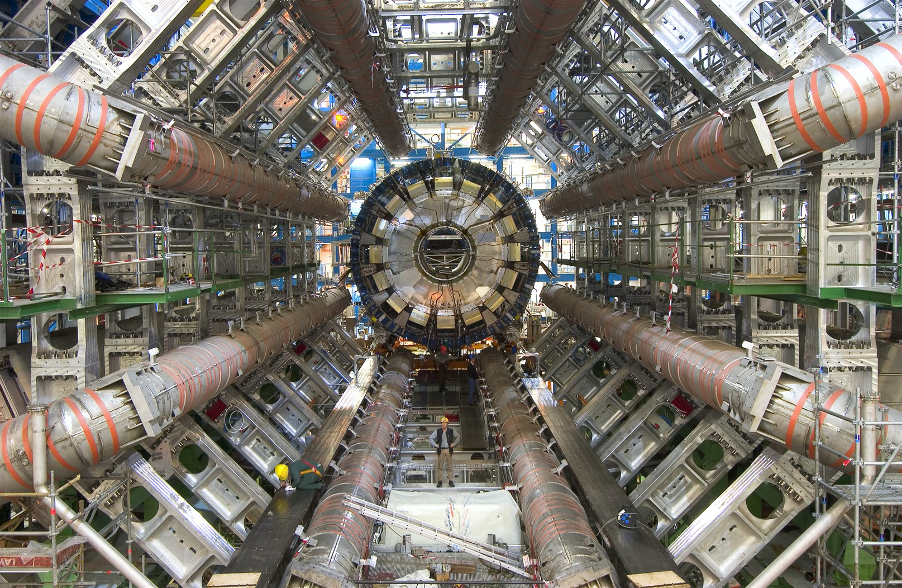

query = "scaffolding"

[{"left": 814, "top": 381, "right": 902, "bottom": 586}]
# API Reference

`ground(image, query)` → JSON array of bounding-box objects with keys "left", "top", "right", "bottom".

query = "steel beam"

[
  {"left": 541, "top": 285, "right": 902, "bottom": 474},
  {"left": 0, "top": 288, "right": 351, "bottom": 494}
]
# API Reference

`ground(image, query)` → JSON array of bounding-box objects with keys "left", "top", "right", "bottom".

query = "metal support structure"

[
  {"left": 629, "top": 411, "right": 762, "bottom": 539},
  {"left": 342, "top": 494, "right": 531, "bottom": 578},
  {"left": 474, "top": 0, "right": 588, "bottom": 154},
  {"left": 284, "top": 350, "right": 413, "bottom": 588},
  {"left": 0, "top": 288, "right": 351, "bottom": 494},
  {"left": 669, "top": 447, "right": 820, "bottom": 587},
  {"left": 747, "top": 498, "right": 851, "bottom": 588},
  {"left": 481, "top": 349, "right": 615, "bottom": 588},
  {"left": 0, "top": 55, "right": 348, "bottom": 222},
  {"left": 28, "top": 404, "right": 158, "bottom": 588},
  {"left": 287, "top": 0, "right": 410, "bottom": 155},
  {"left": 541, "top": 285, "right": 902, "bottom": 474},
  {"left": 540, "top": 33, "right": 902, "bottom": 219}
]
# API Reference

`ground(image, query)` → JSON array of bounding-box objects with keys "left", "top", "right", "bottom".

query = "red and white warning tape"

[{"left": 666, "top": 218, "right": 681, "bottom": 333}]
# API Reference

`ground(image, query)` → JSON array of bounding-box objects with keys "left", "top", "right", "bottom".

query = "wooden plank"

[
  {"left": 627, "top": 571, "right": 691, "bottom": 588},
  {"left": 208, "top": 572, "right": 262, "bottom": 587}
]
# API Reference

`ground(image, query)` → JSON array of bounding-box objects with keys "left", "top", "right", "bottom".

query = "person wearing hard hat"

[
  {"left": 429, "top": 416, "right": 456, "bottom": 487},
  {"left": 274, "top": 459, "right": 324, "bottom": 491}
]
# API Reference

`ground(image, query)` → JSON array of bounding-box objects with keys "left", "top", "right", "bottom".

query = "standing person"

[
  {"left": 435, "top": 345, "right": 450, "bottom": 393},
  {"left": 429, "top": 416, "right": 456, "bottom": 487},
  {"left": 467, "top": 356, "right": 479, "bottom": 406}
]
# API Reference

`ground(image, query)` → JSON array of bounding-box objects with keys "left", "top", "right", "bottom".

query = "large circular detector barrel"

[{"left": 350, "top": 157, "right": 540, "bottom": 347}]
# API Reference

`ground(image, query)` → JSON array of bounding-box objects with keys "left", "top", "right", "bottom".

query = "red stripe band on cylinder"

[
  {"left": 809, "top": 71, "right": 847, "bottom": 143},
  {"left": 45, "top": 411, "right": 78, "bottom": 472},
  {"left": 62, "top": 397, "right": 100, "bottom": 464},
  {"left": 34, "top": 82, "right": 69, "bottom": 151},
  {"left": 849, "top": 54, "right": 890, "bottom": 128},
  {"left": 827, "top": 64, "right": 868, "bottom": 138},
  {"left": 21, "top": 413, "right": 33, "bottom": 465},
  {"left": 809, "top": 389, "right": 845, "bottom": 458},
  {"left": 786, "top": 382, "right": 815, "bottom": 449},
  {"left": 0, "top": 63, "right": 25, "bottom": 89},
  {"left": 84, "top": 388, "right": 119, "bottom": 454},
  {"left": 16, "top": 73, "right": 51, "bottom": 146},
  {"left": 75, "top": 95, "right": 108, "bottom": 166},
  {"left": 54, "top": 87, "right": 85, "bottom": 159},
  {"left": 876, "top": 42, "right": 902, "bottom": 67},
  {"left": 2, "top": 420, "right": 33, "bottom": 490},
  {"left": 788, "top": 78, "right": 824, "bottom": 152}
]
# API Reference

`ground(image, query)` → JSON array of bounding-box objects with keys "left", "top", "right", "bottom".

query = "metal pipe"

[
  {"left": 746, "top": 498, "right": 851, "bottom": 588},
  {"left": 288, "top": 1, "right": 410, "bottom": 156},
  {"left": 0, "top": 55, "right": 348, "bottom": 222},
  {"left": 473, "top": 0, "right": 588, "bottom": 154},
  {"left": 0, "top": 288, "right": 351, "bottom": 494},
  {"left": 540, "top": 285, "right": 902, "bottom": 474},
  {"left": 862, "top": 391, "right": 878, "bottom": 484},
  {"left": 480, "top": 349, "right": 614, "bottom": 588},
  {"left": 285, "top": 350, "right": 414, "bottom": 588},
  {"left": 540, "top": 33, "right": 902, "bottom": 218},
  {"left": 28, "top": 405, "right": 158, "bottom": 588}
]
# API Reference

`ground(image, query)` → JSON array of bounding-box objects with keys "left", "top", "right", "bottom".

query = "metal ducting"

[
  {"left": 540, "top": 285, "right": 902, "bottom": 473},
  {"left": 473, "top": 0, "right": 588, "bottom": 155},
  {"left": 480, "top": 349, "right": 615, "bottom": 588},
  {"left": 0, "top": 288, "right": 351, "bottom": 494},
  {"left": 289, "top": 0, "right": 410, "bottom": 156},
  {"left": 540, "top": 33, "right": 902, "bottom": 218},
  {"left": 285, "top": 350, "right": 414, "bottom": 588},
  {"left": 0, "top": 55, "right": 348, "bottom": 222}
]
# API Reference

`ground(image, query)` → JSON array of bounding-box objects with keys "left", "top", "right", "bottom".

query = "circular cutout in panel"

[
  {"left": 42, "top": 313, "right": 78, "bottom": 350},
  {"left": 826, "top": 185, "right": 864, "bottom": 224},
  {"left": 826, "top": 303, "right": 865, "bottom": 341},
  {"left": 691, "top": 439, "right": 725, "bottom": 471},
  {"left": 700, "top": 289, "right": 727, "bottom": 310},
  {"left": 178, "top": 444, "right": 210, "bottom": 475},
  {"left": 413, "top": 224, "right": 476, "bottom": 284},
  {"left": 703, "top": 204, "right": 728, "bottom": 230},
  {"left": 757, "top": 298, "right": 785, "bottom": 323},
  {"left": 226, "top": 0, "right": 260, "bottom": 22},
  {"left": 259, "top": 382, "right": 281, "bottom": 405},
  {"left": 680, "top": 563, "right": 705, "bottom": 588},
  {"left": 350, "top": 157, "right": 539, "bottom": 347},
  {"left": 106, "top": 18, "right": 144, "bottom": 57},
  {"left": 39, "top": 201, "right": 73, "bottom": 237},
  {"left": 746, "top": 481, "right": 785, "bottom": 519},
  {"left": 617, "top": 379, "right": 638, "bottom": 402},
  {"left": 637, "top": 505, "right": 660, "bottom": 533},
  {"left": 114, "top": 307, "right": 144, "bottom": 332},
  {"left": 129, "top": 486, "right": 159, "bottom": 523},
  {"left": 592, "top": 359, "right": 612, "bottom": 380}
]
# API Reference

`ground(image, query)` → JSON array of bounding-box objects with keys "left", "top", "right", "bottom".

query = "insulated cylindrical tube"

[
  {"left": 286, "top": 350, "right": 414, "bottom": 588},
  {"left": 480, "top": 349, "right": 614, "bottom": 588},
  {"left": 474, "top": 0, "right": 587, "bottom": 154},
  {"left": 289, "top": 0, "right": 409, "bottom": 156},
  {"left": 0, "top": 289, "right": 351, "bottom": 494},
  {"left": 0, "top": 55, "right": 348, "bottom": 221},
  {"left": 540, "top": 285, "right": 902, "bottom": 473},
  {"left": 540, "top": 33, "right": 902, "bottom": 218}
]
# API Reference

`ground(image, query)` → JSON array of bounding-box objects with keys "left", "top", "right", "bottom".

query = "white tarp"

[{"left": 382, "top": 490, "right": 522, "bottom": 550}]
